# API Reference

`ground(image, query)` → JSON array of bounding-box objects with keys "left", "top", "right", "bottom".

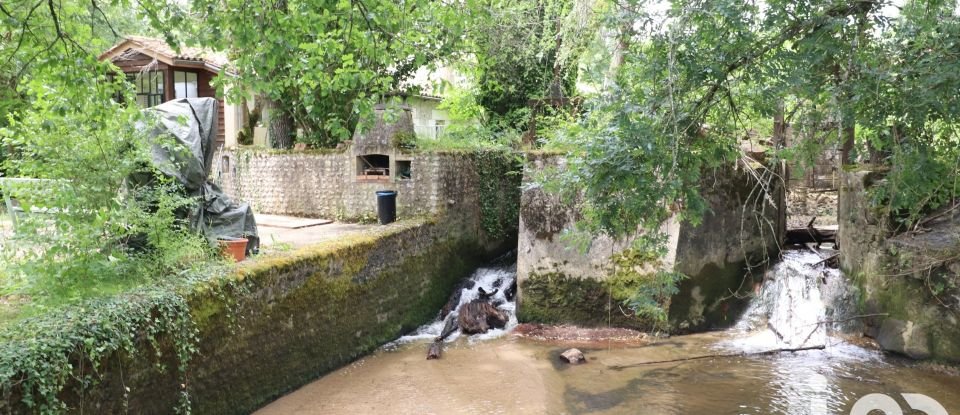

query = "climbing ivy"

[
  {"left": 0, "top": 262, "right": 253, "bottom": 414},
  {"left": 473, "top": 150, "right": 523, "bottom": 239}
]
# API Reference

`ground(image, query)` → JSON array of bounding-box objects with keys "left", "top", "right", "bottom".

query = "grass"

[{"left": 413, "top": 134, "right": 515, "bottom": 152}]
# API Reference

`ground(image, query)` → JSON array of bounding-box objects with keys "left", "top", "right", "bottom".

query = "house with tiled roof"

[{"left": 99, "top": 36, "right": 240, "bottom": 149}]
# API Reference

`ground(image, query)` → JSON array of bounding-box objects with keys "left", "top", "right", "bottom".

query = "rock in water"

[
  {"left": 504, "top": 280, "right": 517, "bottom": 301},
  {"left": 426, "top": 341, "right": 442, "bottom": 360},
  {"left": 560, "top": 348, "right": 585, "bottom": 364},
  {"left": 458, "top": 300, "right": 508, "bottom": 334}
]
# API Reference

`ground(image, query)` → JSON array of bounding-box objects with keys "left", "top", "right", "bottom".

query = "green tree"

[
  {"left": 1, "top": 0, "right": 210, "bottom": 290},
  {"left": 190, "top": 0, "right": 468, "bottom": 148},
  {"left": 460, "top": 0, "right": 591, "bottom": 135},
  {"left": 559, "top": 0, "right": 960, "bottom": 239}
]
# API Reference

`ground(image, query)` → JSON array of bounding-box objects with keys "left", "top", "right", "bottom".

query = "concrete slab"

[
  {"left": 255, "top": 214, "right": 333, "bottom": 229},
  {"left": 258, "top": 222, "right": 376, "bottom": 250}
]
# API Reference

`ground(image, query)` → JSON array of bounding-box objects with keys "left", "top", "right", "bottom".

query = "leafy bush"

[{"left": 0, "top": 63, "right": 214, "bottom": 314}]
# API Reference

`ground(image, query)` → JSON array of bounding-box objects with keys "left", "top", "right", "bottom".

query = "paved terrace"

[
  {"left": 0, "top": 212, "right": 376, "bottom": 254},
  {"left": 255, "top": 214, "right": 376, "bottom": 251}
]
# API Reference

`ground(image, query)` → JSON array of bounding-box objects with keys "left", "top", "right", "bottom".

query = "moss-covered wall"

[
  {"left": 839, "top": 169, "right": 960, "bottom": 362},
  {"left": 517, "top": 272, "right": 651, "bottom": 329},
  {"left": 516, "top": 156, "right": 783, "bottom": 333},
  {"left": 3, "top": 218, "right": 511, "bottom": 414},
  {"left": 669, "top": 166, "right": 784, "bottom": 332}
]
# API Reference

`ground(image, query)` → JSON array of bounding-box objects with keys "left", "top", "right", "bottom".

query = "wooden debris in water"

[{"left": 607, "top": 345, "right": 826, "bottom": 370}]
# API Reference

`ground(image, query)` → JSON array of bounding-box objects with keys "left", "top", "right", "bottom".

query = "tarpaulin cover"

[{"left": 137, "top": 98, "right": 259, "bottom": 253}]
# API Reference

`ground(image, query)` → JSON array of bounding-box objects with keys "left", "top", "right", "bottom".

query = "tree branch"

[
  {"left": 0, "top": 2, "right": 12, "bottom": 19},
  {"left": 608, "top": 345, "right": 826, "bottom": 370},
  {"left": 90, "top": 0, "right": 119, "bottom": 39},
  {"left": 687, "top": 1, "right": 879, "bottom": 132}
]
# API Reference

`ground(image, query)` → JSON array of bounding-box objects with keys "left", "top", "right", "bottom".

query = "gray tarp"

[{"left": 138, "top": 98, "right": 259, "bottom": 253}]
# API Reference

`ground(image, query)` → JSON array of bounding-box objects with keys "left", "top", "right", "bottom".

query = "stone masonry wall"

[
  {"left": 839, "top": 169, "right": 960, "bottom": 362},
  {"left": 217, "top": 150, "right": 480, "bottom": 222}
]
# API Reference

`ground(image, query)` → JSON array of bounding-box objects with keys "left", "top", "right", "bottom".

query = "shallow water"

[
  {"left": 256, "top": 255, "right": 960, "bottom": 415},
  {"left": 255, "top": 333, "right": 959, "bottom": 414}
]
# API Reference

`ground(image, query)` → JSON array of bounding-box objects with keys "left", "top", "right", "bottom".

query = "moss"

[
  {"left": 179, "top": 217, "right": 487, "bottom": 415},
  {"left": 668, "top": 261, "right": 758, "bottom": 333},
  {"left": 233, "top": 145, "right": 347, "bottom": 156},
  {"left": 518, "top": 273, "right": 652, "bottom": 330},
  {"left": 0, "top": 217, "right": 505, "bottom": 414}
]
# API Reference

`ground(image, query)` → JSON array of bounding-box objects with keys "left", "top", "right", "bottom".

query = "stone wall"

[
  {"left": 217, "top": 105, "right": 489, "bottom": 222},
  {"left": 218, "top": 150, "right": 485, "bottom": 222},
  {"left": 839, "top": 169, "right": 960, "bottom": 362},
  {"left": 516, "top": 155, "right": 783, "bottom": 332},
  {"left": 8, "top": 218, "right": 511, "bottom": 414}
]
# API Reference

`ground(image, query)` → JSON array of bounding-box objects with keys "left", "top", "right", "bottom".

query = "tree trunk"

[
  {"left": 773, "top": 104, "right": 789, "bottom": 242},
  {"left": 840, "top": 119, "right": 855, "bottom": 166},
  {"left": 262, "top": 97, "right": 293, "bottom": 149}
]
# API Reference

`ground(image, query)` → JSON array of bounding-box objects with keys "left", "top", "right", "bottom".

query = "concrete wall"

[
  {"left": 516, "top": 155, "right": 783, "bottom": 332},
  {"left": 407, "top": 96, "right": 449, "bottom": 139},
  {"left": 839, "top": 169, "right": 960, "bottom": 362}
]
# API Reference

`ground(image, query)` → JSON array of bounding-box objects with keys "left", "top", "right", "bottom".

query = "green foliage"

[
  {"left": 0, "top": 3, "right": 223, "bottom": 411},
  {"left": 0, "top": 279, "right": 201, "bottom": 413},
  {"left": 552, "top": 0, "right": 960, "bottom": 239},
  {"left": 465, "top": 0, "right": 587, "bottom": 132},
  {"left": 606, "top": 236, "right": 685, "bottom": 324},
  {"left": 191, "top": 0, "right": 469, "bottom": 147},
  {"left": 391, "top": 131, "right": 417, "bottom": 151},
  {"left": 0, "top": 70, "right": 212, "bottom": 302},
  {"left": 473, "top": 150, "right": 523, "bottom": 239},
  {"left": 416, "top": 86, "right": 523, "bottom": 150}
]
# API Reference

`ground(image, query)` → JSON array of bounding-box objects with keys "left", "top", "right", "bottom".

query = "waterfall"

[
  {"left": 392, "top": 263, "right": 518, "bottom": 344},
  {"left": 726, "top": 250, "right": 844, "bottom": 352}
]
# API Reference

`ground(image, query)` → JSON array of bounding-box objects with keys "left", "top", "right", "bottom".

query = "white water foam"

[{"left": 724, "top": 250, "right": 840, "bottom": 352}]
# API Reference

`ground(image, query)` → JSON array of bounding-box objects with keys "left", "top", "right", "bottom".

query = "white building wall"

[{"left": 407, "top": 96, "right": 449, "bottom": 139}]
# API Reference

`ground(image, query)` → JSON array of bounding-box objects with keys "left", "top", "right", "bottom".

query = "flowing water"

[{"left": 256, "top": 252, "right": 960, "bottom": 415}]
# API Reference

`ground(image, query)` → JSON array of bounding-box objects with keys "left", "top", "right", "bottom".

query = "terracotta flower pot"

[{"left": 218, "top": 237, "right": 249, "bottom": 262}]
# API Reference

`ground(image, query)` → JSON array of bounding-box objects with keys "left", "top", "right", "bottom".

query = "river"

[{"left": 255, "top": 252, "right": 960, "bottom": 414}]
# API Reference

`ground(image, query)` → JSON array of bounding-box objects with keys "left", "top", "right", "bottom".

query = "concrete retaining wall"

[
  {"left": 516, "top": 155, "right": 783, "bottom": 332},
  {"left": 839, "top": 169, "right": 960, "bottom": 362}
]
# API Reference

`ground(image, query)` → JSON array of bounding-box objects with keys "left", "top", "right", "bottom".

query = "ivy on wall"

[
  {"left": 0, "top": 264, "right": 251, "bottom": 414},
  {"left": 473, "top": 150, "right": 524, "bottom": 239}
]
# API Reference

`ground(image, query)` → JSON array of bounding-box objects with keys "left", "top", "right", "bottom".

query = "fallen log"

[
  {"left": 813, "top": 254, "right": 839, "bottom": 269},
  {"left": 478, "top": 287, "right": 498, "bottom": 300},
  {"left": 458, "top": 300, "right": 509, "bottom": 334},
  {"left": 426, "top": 341, "right": 442, "bottom": 360},
  {"left": 427, "top": 313, "right": 461, "bottom": 360},
  {"left": 439, "top": 280, "right": 475, "bottom": 320},
  {"left": 607, "top": 345, "right": 826, "bottom": 370}
]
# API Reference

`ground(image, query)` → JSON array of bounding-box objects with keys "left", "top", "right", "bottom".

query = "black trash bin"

[{"left": 376, "top": 190, "right": 397, "bottom": 224}]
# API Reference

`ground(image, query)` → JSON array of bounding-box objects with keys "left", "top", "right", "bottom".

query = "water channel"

[{"left": 256, "top": 252, "right": 960, "bottom": 414}]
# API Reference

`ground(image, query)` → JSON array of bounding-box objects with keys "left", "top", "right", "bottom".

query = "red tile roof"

[{"left": 100, "top": 36, "right": 229, "bottom": 72}]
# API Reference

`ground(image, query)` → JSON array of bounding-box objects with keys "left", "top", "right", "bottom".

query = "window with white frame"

[{"left": 174, "top": 71, "right": 198, "bottom": 99}]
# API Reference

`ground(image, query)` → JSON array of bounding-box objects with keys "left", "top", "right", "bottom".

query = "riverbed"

[{"left": 255, "top": 331, "right": 959, "bottom": 414}]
